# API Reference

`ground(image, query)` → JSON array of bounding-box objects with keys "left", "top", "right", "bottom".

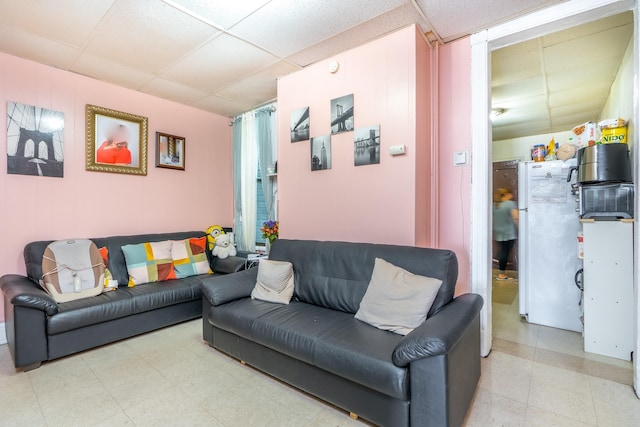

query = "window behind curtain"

[{"left": 255, "top": 159, "right": 269, "bottom": 245}]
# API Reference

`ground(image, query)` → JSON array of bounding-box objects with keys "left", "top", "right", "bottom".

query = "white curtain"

[
  {"left": 232, "top": 104, "right": 277, "bottom": 252},
  {"left": 239, "top": 112, "right": 257, "bottom": 251},
  {"left": 256, "top": 107, "right": 277, "bottom": 221}
]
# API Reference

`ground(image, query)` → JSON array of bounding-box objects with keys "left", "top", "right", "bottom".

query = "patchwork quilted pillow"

[
  {"left": 171, "top": 237, "right": 212, "bottom": 278},
  {"left": 121, "top": 240, "right": 176, "bottom": 287}
]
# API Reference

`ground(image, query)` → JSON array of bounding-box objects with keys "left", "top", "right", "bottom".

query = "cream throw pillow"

[
  {"left": 251, "top": 259, "right": 295, "bottom": 304},
  {"left": 355, "top": 258, "right": 442, "bottom": 335}
]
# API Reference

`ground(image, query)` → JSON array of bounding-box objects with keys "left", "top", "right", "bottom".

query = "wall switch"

[
  {"left": 389, "top": 144, "right": 406, "bottom": 156},
  {"left": 453, "top": 151, "right": 468, "bottom": 166}
]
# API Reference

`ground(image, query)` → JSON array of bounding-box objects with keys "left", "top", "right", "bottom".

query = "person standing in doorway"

[{"left": 493, "top": 187, "right": 518, "bottom": 280}]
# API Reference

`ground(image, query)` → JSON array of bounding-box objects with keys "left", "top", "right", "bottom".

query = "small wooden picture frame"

[{"left": 155, "top": 132, "right": 185, "bottom": 170}]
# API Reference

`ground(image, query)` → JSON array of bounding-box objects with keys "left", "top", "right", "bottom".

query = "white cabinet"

[{"left": 582, "top": 220, "right": 634, "bottom": 360}]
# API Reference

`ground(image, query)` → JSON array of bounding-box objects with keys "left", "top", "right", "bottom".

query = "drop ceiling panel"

[
  {"left": 548, "top": 82, "right": 611, "bottom": 109},
  {"left": 167, "top": 0, "right": 271, "bottom": 29},
  {"left": 163, "top": 33, "right": 279, "bottom": 93},
  {"left": 72, "top": 53, "right": 154, "bottom": 90},
  {"left": 417, "top": 0, "right": 564, "bottom": 41},
  {"left": 543, "top": 25, "right": 632, "bottom": 72},
  {"left": 0, "top": 0, "right": 116, "bottom": 47},
  {"left": 0, "top": 24, "right": 80, "bottom": 69},
  {"left": 542, "top": 11, "right": 633, "bottom": 46},
  {"left": 546, "top": 61, "right": 618, "bottom": 92},
  {"left": 491, "top": 42, "right": 541, "bottom": 85},
  {"left": 287, "top": 3, "right": 429, "bottom": 67},
  {"left": 84, "top": 0, "right": 220, "bottom": 74},
  {"left": 140, "top": 77, "right": 209, "bottom": 104},
  {"left": 229, "top": 0, "right": 407, "bottom": 57},
  {"left": 192, "top": 95, "right": 253, "bottom": 118},
  {"left": 215, "top": 61, "right": 301, "bottom": 106},
  {"left": 492, "top": 76, "right": 545, "bottom": 103}
]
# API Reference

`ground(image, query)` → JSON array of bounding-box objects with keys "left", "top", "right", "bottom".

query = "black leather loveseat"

[
  {"left": 0, "top": 231, "right": 244, "bottom": 371},
  {"left": 201, "top": 239, "right": 484, "bottom": 427}
]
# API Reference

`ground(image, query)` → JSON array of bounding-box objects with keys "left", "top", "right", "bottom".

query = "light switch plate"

[
  {"left": 389, "top": 144, "right": 406, "bottom": 156},
  {"left": 453, "top": 151, "right": 468, "bottom": 166}
]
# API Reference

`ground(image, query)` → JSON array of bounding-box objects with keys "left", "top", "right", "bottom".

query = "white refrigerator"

[{"left": 517, "top": 159, "right": 583, "bottom": 332}]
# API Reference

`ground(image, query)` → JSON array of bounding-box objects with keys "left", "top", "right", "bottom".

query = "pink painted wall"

[
  {"left": 276, "top": 25, "right": 433, "bottom": 246},
  {"left": 436, "top": 38, "right": 472, "bottom": 294},
  {"left": 0, "top": 53, "right": 233, "bottom": 322}
]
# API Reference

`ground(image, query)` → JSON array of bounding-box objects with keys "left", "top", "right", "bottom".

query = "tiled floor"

[{"left": 0, "top": 282, "right": 637, "bottom": 426}]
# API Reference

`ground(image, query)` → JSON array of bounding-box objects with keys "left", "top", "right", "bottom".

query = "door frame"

[{"left": 470, "top": 0, "right": 639, "bottom": 389}]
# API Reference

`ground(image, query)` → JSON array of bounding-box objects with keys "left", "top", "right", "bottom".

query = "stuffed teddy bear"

[
  {"left": 206, "top": 225, "right": 225, "bottom": 251},
  {"left": 211, "top": 233, "right": 237, "bottom": 259}
]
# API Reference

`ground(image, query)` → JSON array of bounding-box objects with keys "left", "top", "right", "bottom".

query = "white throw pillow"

[
  {"left": 355, "top": 258, "right": 442, "bottom": 335},
  {"left": 251, "top": 259, "right": 295, "bottom": 304}
]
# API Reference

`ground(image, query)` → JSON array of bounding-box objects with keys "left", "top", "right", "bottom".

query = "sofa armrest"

[
  {"left": 201, "top": 268, "right": 258, "bottom": 306},
  {"left": 0, "top": 274, "right": 58, "bottom": 316},
  {"left": 392, "top": 293, "right": 484, "bottom": 366},
  {"left": 210, "top": 256, "right": 246, "bottom": 274}
]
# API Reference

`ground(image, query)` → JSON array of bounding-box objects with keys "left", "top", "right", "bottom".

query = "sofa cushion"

[
  {"left": 355, "top": 258, "right": 442, "bottom": 335},
  {"left": 268, "top": 239, "right": 458, "bottom": 317},
  {"left": 171, "top": 237, "right": 211, "bottom": 278},
  {"left": 122, "top": 241, "right": 176, "bottom": 286},
  {"left": 251, "top": 260, "right": 294, "bottom": 304},
  {"left": 124, "top": 275, "right": 203, "bottom": 314},
  {"left": 209, "top": 300, "right": 408, "bottom": 400},
  {"left": 48, "top": 290, "right": 133, "bottom": 335}
]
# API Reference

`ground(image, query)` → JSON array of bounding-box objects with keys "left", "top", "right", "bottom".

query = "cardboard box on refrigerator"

[{"left": 572, "top": 121, "right": 597, "bottom": 149}]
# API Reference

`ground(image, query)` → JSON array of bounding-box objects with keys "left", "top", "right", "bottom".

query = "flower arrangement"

[{"left": 261, "top": 220, "right": 279, "bottom": 243}]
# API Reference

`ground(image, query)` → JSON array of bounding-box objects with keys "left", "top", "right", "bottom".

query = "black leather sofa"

[
  {"left": 201, "top": 239, "right": 484, "bottom": 427},
  {"left": 0, "top": 231, "right": 244, "bottom": 371}
]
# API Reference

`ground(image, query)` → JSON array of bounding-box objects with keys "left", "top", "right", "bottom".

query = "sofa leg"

[
  {"left": 349, "top": 412, "right": 358, "bottom": 420},
  {"left": 21, "top": 362, "right": 42, "bottom": 372},
  {"left": 240, "top": 360, "right": 246, "bottom": 365}
]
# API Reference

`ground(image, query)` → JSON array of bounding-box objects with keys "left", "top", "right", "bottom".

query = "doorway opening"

[
  {"left": 489, "top": 11, "right": 634, "bottom": 342},
  {"left": 470, "top": 0, "right": 639, "bottom": 362}
]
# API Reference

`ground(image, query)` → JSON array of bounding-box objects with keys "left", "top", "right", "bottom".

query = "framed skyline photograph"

[
  {"left": 354, "top": 124, "right": 380, "bottom": 166},
  {"left": 156, "top": 132, "right": 185, "bottom": 170},
  {"left": 330, "top": 93, "right": 354, "bottom": 135},
  {"left": 290, "top": 106, "right": 310, "bottom": 142},
  {"left": 85, "top": 104, "right": 148, "bottom": 175},
  {"left": 311, "top": 134, "right": 331, "bottom": 171},
  {"left": 6, "top": 101, "right": 64, "bottom": 177}
]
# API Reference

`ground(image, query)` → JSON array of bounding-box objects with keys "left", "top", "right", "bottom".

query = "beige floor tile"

[
  {"left": 125, "top": 387, "right": 222, "bottom": 427},
  {"left": 524, "top": 406, "right": 595, "bottom": 426},
  {"left": 93, "top": 358, "right": 173, "bottom": 410},
  {"left": 464, "top": 389, "right": 527, "bottom": 426},
  {"left": 527, "top": 366, "right": 601, "bottom": 425},
  {"left": 494, "top": 313, "right": 540, "bottom": 347},
  {"left": 537, "top": 325, "right": 586, "bottom": 358},
  {"left": 589, "top": 376, "right": 640, "bottom": 426},
  {"left": 479, "top": 351, "right": 533, "bottom": 404}
]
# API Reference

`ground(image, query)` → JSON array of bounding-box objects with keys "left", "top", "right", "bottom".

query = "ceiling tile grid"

[{"left": 0, "top": 0, "right": 634, "bottom": 139}]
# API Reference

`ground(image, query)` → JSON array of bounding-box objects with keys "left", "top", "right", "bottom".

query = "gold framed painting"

[
  {"left": 155, "top": 132, "right": 185, "bottom": 170},
  {"left": 86, "top": 104, "right": 148, "bottom": 175}
]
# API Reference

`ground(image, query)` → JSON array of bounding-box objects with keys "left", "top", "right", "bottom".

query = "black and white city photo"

[
  {"left": 7, "top": 101, "right": 64, "bottom": 177},
  {"left": 330, "top": 94, "right": 353, "bottom": 135},
  {"left": 310, "top": 134, "right": 331, "bottom": 171},
  {"left": 290, "top": 106, "right": 309, "bottom": 142},
  {"left": 354, "top": 124, "right": 380, "bottom": 166}
]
